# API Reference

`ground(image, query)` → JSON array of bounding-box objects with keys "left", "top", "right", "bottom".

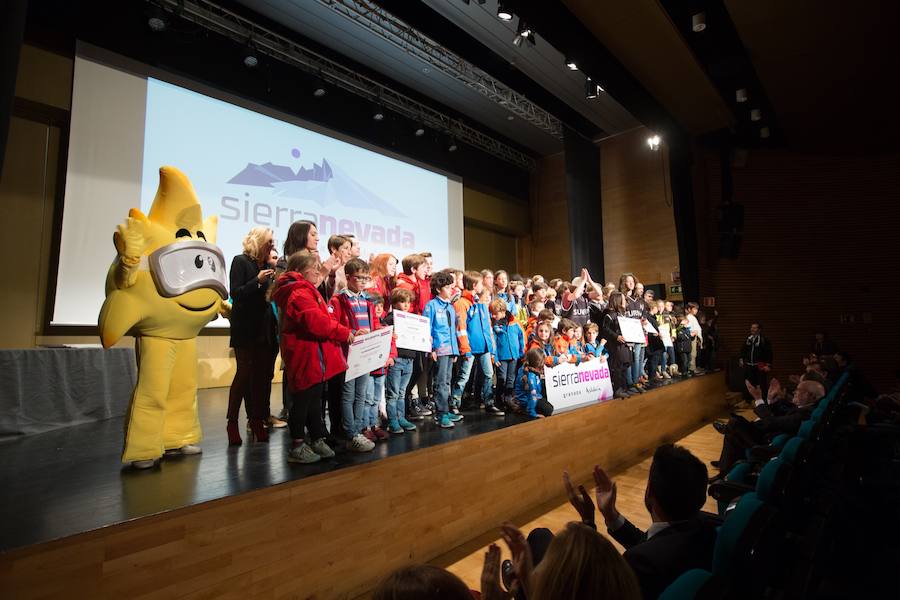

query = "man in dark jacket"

[
  {"left": 589, "top": 445, "right": 717, "bottom": 599},
  {"left": 713, "top": 379, "right": 826, "bottom": 476},
  {"left": 740, "top": 322, "right": 773, "bottom": 400}
]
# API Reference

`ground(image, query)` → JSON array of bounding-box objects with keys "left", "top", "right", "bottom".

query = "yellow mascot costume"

[{"left": 100, "top": 166, "right": 228, "bottom": 469}]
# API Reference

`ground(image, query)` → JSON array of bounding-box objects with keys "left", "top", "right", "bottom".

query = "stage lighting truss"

[
  {"left": 152, "top": 0, "right": 536, "bottom": 170},
  {"left": 314, "top": 0, "right": 562, "bottom": 140}
]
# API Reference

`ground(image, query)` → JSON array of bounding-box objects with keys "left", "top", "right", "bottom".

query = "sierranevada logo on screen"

[{"left": 220, "top": 148, "right": 417, "bottom": 249}]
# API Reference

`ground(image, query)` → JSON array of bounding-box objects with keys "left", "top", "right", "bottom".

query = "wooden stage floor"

[
  {"left": 0, "top": 383, "right": 533, "bottom": 554},
  {"left": 0, "top": 373, "right": 729, "bottom": 599}
]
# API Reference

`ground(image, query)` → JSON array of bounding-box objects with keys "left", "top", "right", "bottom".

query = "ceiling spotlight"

[
  {"left": 760, "top": 126, "right": 770, "bottom": 139},
  {"left": 415, "top": 126, "right": 425, "bottom": 136},
  {"left": 448, "top": 138, "right": 458, "bottom": 152},
  {"left": 565, "top": 57, "right": 578, "bottom": 71},
  {"left": 585, "top": 76, "right": 599, "bottom": 99},
  {"left": 736, "top": 88, "right": 748, "bottom": 103},
  {"left": 497, "top": 2, "right": 513, "bottom": 21},
  {"left": 243, "top": 43, "right": 258, "bottom": 69},
  {"left": 647, "top": 135, "right": 661, "bottom": 151},
  {"left": 312, "top": 76, "right": 326, "bottom": 97},
  {"left": 507, "top": 115, "right": 514, "bottom": 121},
  {"left": 692, "top": 12, "right": 706, "bottom": 32},
  {"left": 750, "top": 108, "right": 762, "bottom": 121},
  {"left": 372, "top": 105, "right": 385, "bottom": 121},
  {"left": 513, "top": 21, "right": 535, "bottom": 48},
  {"left": 147, "top": 5, "right": 168, "bottom": 32}
]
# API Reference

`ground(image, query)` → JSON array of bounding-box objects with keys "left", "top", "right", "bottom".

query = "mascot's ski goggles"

[{"left": 140, "top": 241, "right": 229, "bottom": 299}]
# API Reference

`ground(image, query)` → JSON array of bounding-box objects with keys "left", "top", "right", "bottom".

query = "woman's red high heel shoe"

[
  {"left": 226, "top": 420, "right": 242, "bottom": 446},
  {"left": 247, "top": 419, "right": 269, "bottom": 443}
]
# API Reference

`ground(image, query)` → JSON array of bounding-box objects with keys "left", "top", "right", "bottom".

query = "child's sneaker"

[
  {"left": 287, "top": 443, "right": 321, "bottom": 464},
  {"left": 348, "top": 433, "right": 375, "bottom": 452},
  {"left": 485, "top": 405, "right": 505, "bottom": 416},
  {"left": 450, "top": 407, "right": 461, "bottom": 416},
  {"left": 412, "top": 398, "right": 432, "bottom": 417},
  {"left": 447, "top": 412, "right": 464, "bottom": 422},
  {"left": 373, "top": 427, "right": 389, "bottom": 441},
  {"left": 398, "top": 418, "right": 417, "bottom": 431},
  {"left": 310, "top": 438, "right": 335, "bottom": 458},
  {"left": 438, "top": 414, "right": 455, "bottom": 429},
  {"left": 362, "top": 428, "right": 377, "bottom": 442},
  {"left": 387, "top": 420, "right": 404, "bottom": 434}
]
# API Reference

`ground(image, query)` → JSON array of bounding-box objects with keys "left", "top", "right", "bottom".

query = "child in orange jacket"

[{"left": 552, "top": 318, "right": 581, "bottom": 365}]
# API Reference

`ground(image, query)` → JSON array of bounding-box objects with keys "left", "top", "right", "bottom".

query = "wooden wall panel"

[
  {"left": 462, "top": 184, "right": 528, "bottom": 274},
  {"left": 600, "top": 127, "right": 680, "bottom": 288},
  {"left": 519, "top": 153, "right": 571, "bottom": 280},
  {"left": 694, "top": 148, "right": 900, "bottom": 388},
  {"left": 464, "top": 225, "right": 518, "bottom": 273},
  {"left": 0, "top": 376, "right": 727, "bottom": 599}
]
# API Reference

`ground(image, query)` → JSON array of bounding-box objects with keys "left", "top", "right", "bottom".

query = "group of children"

[{"left": 273, "top": 232, "right": 711, "bottom": 461}]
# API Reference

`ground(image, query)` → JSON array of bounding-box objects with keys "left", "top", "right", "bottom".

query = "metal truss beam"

[{"left": 154, "top": 0, "right": 536, "bottom": 169}]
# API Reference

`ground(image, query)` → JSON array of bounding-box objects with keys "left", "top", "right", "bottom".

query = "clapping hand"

[
  {"left": 322, "top": 253, "right": 342, "bottom": 273},
  {"left": 564, "top": 471, "right": 595, "bottom": 527},
  {"left": 768, "top": 378, "right": 783, "bottom": 400},
  {"left": 481, "top": 543, "right": 513, "bottom": 600},
  {"left": 499, "top": 523, "right": 533, "bottom": 597},
  {"left": 593, "top": 465, "right": 620, "bottom": 525},
  {"left": 745, "top": 380, "right": 763, "bottom": 401}
]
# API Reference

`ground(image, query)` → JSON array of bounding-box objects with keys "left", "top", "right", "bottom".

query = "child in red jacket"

[
  {"left": 273, "top": 250, "right": 352, "bottom": 465},
  {"left": 329, "top": 258, "right": 379, "bottom": 453}
]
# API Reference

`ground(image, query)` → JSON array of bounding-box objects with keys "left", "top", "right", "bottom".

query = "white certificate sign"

[
  {"left": 393, "top": 310, "right": 431, "bottom": 353},
  {"left": 660, "top": 328, "right": 674, "bottom": 348},
  {"left": 345, "top": 326, "right": 393, "bottom": 380},
  {"left": 544, "top": 360, "right": 615, "bottom": 412},
  {"left": 644, "top": 320, "right": 659, "bottom": 335},
  {"left": 619, "top": 317, "right": 647, "bottom": 344}
]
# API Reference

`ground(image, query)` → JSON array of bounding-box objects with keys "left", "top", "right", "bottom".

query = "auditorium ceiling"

[
  {"left": 233, "top": 0, "right": 648, "bottom": 156},
  {"left": 723, "top": 0, "right": 900, "bottom": 151}
]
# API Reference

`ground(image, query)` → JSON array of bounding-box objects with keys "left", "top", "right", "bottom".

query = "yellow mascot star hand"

[{"left": 115, "top": 209, "right": 153, "bottom": 260}]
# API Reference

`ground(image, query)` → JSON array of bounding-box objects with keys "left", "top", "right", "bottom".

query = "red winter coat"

[
  {"left": 418, "top": 276, "right": 433, "bottom": 312},
  {"left": 329, "top": 290, "right": 381, "bottom": 356},
  {"left": 272, "top": 272, "right": 350, "bottom": 392},
  {"left": 395, "top": 273, "right": 428, "bottom": 314}
]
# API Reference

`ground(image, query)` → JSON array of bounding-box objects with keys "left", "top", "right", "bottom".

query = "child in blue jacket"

[
  {"left": 583, "top": 323, "right": 610, "bottom": 361},
  {"left": 491, "top": 299, "right": 525, "bottom": 408},
  {"left": 515, "top": 348, "right": 553, "bottom": 418},
  {"left": 422, "top": 271, "right": 461, "bottom": 429}
]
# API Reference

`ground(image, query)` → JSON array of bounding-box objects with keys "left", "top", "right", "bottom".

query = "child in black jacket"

[{"left": 675, "top": 315, "right": 694, "bottom": 379}]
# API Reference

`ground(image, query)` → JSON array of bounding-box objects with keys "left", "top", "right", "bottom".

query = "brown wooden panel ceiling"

[
  {"left": 563, "top": 0, "right": 733, "bottom": 136},
  {"left": 724, "top": 0, "right": 900, "bottom": 151}
]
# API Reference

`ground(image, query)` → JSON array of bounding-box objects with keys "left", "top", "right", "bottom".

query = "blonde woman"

[
  {"left": 482, "top": 522, "right": 640, "bottom": 600},
  {"left": 227, "top": 227, "right": 281, "bottom": 445}
]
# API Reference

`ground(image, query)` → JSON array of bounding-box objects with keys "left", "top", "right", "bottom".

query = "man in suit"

[
  {"left": 567, "top": 445, "right": 718, "bottom": 599},
  {"left": 712, "top": 379, "right": 826, "bottom": 476},
  {"left": 740, "top": 322, "right": 773, "bottom": 400}
]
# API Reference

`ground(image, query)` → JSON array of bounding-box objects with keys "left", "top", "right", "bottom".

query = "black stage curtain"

[
  {"left": 0, "top": 0, "right": 28, "bottom": 179},
  {"left": 563, "top": 126, "right": 604, "bottom": 282},
  {"left": 669, "top": 134, "right": 700, "bottom": 301}
]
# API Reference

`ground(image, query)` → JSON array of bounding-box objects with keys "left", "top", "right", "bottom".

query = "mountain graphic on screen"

[{"left": 228, "top": 159, "right": 405, "bottom": 217}]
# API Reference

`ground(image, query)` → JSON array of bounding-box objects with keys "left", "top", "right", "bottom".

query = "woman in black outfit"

[
  {"left": 602, "top": 291, "right": 633, "bottom": 400},
  {"left": 227, "top": 226, "right": 278, "bottom": 445}
]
